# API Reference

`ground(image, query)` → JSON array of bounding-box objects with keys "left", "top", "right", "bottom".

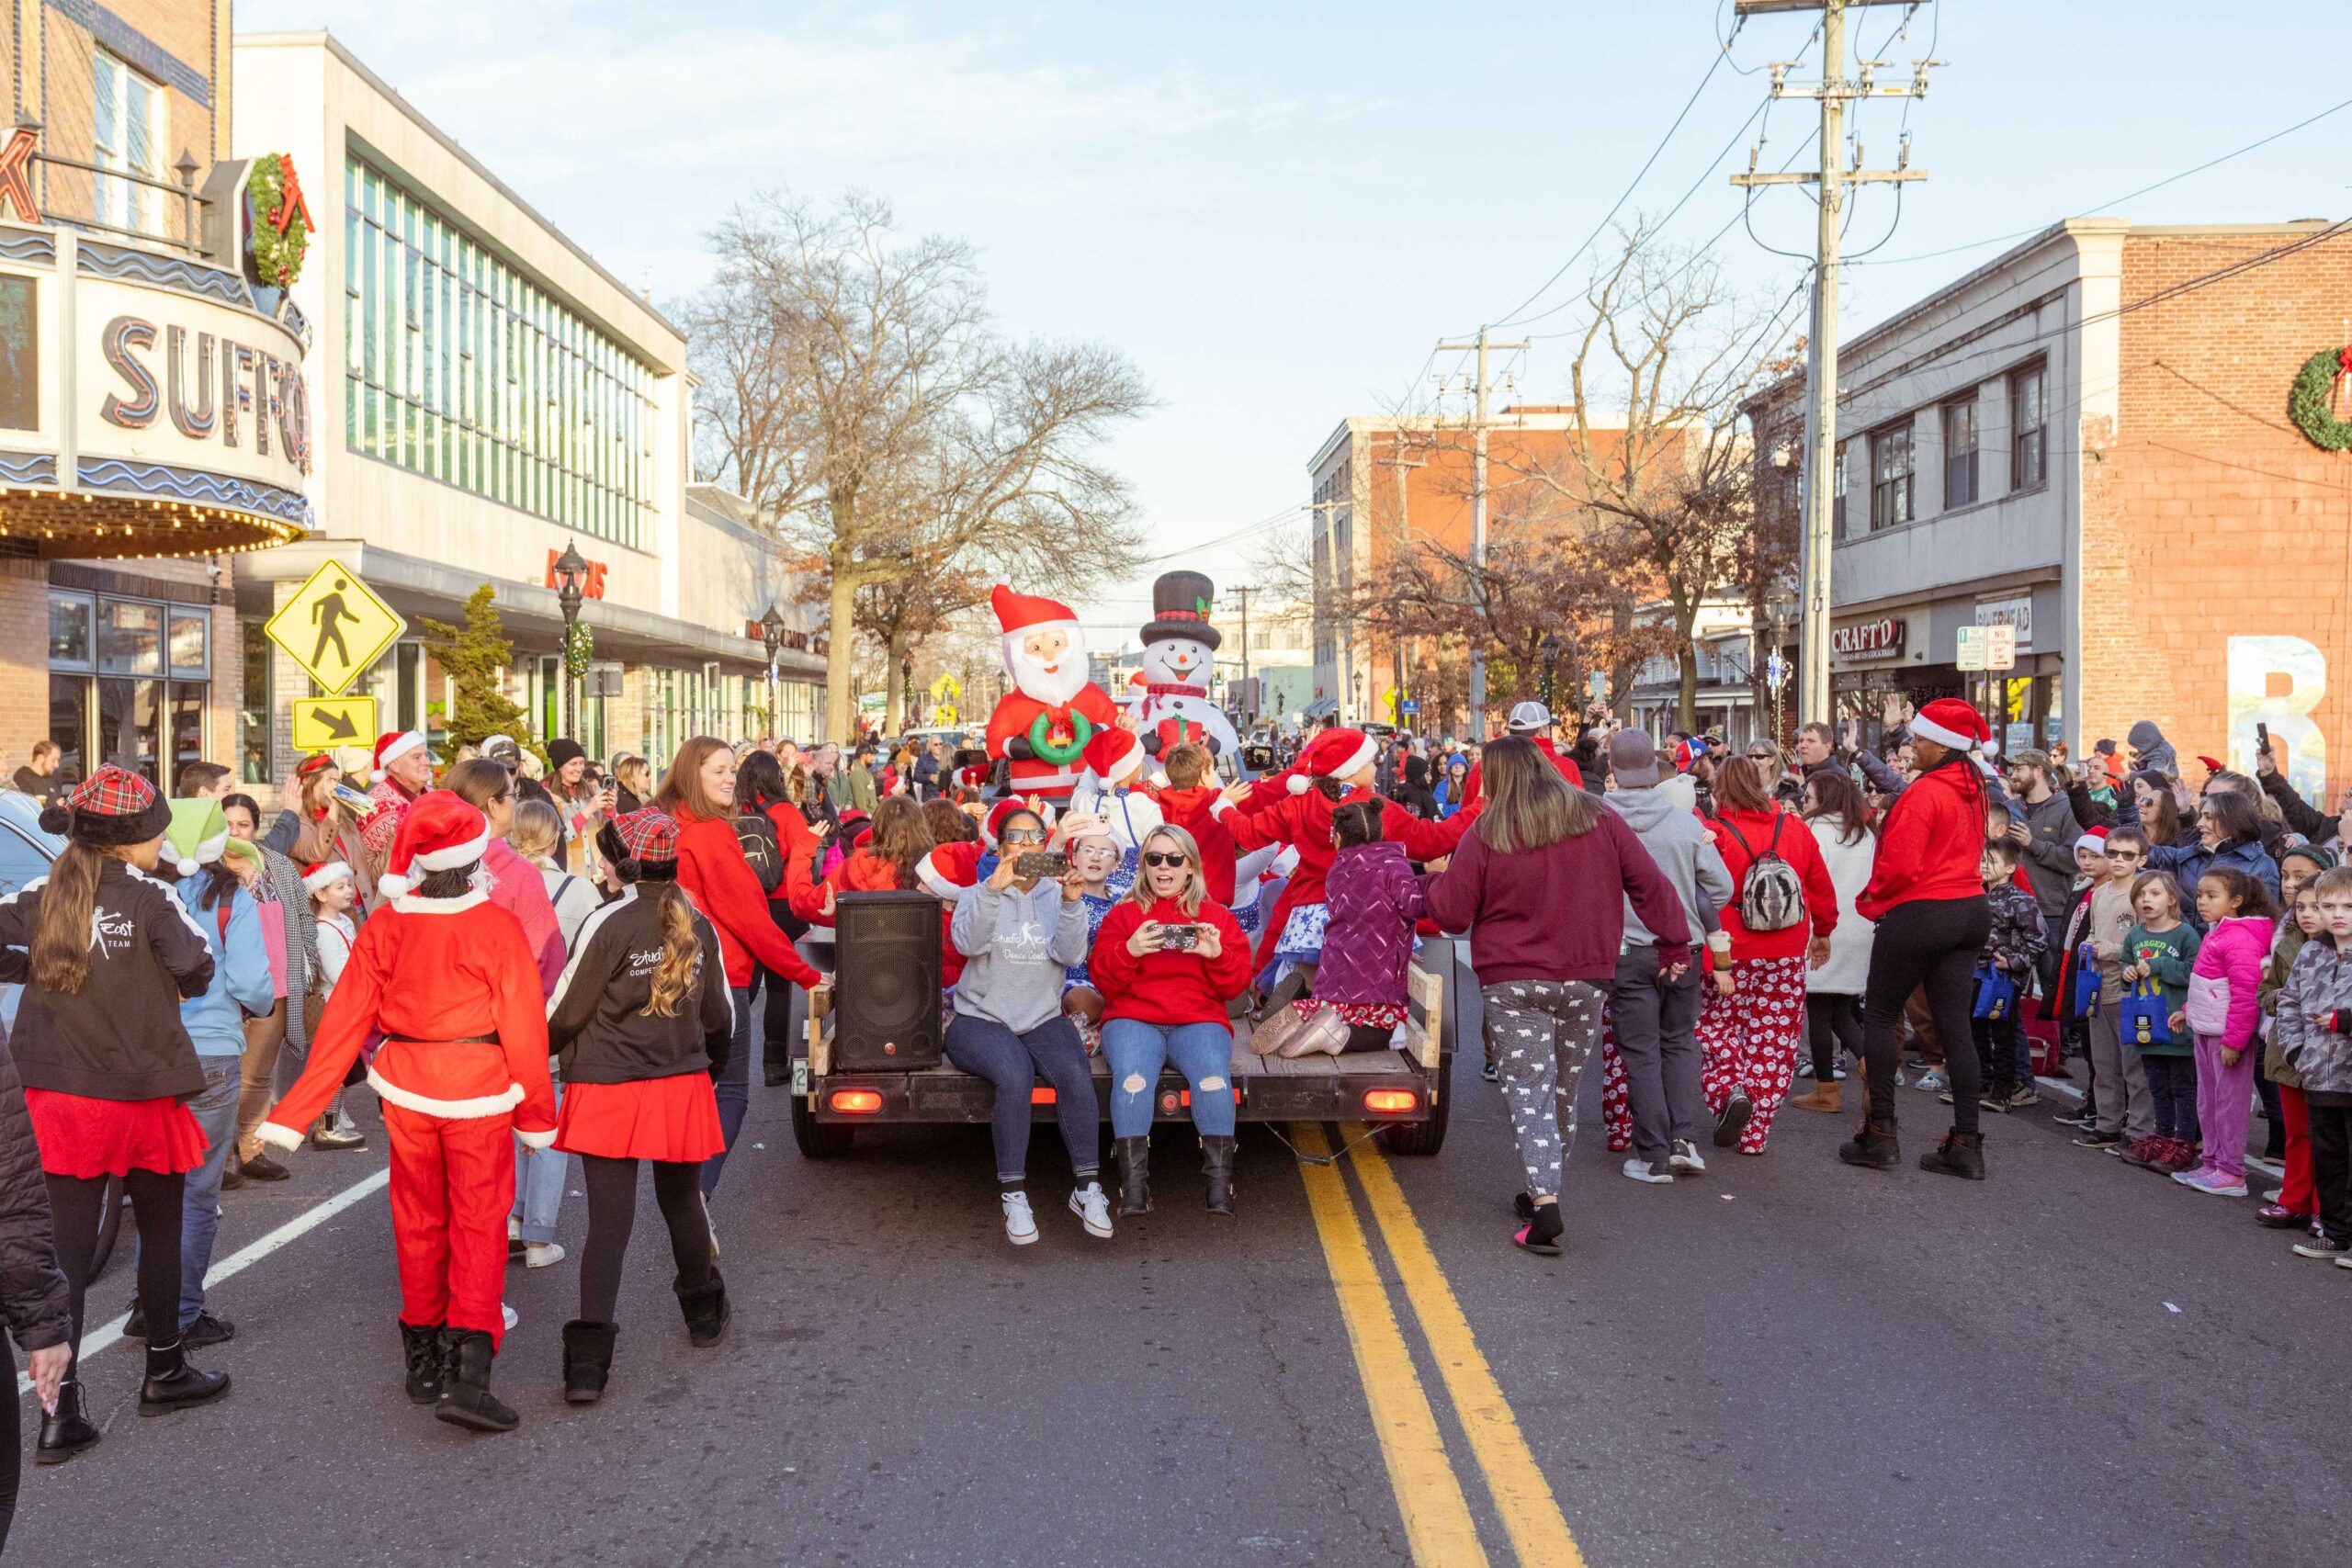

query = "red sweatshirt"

[
  {"left": 483, "top": 836, "right": 565, "bottom": 996},
  {"left": 1858, "top": 754, "right": 1991, "bottom": 921},
  {"left": 1460, "top": 737, "right": 1583, "bottom": 804},
  {"left": 673, "top": 803, "right": 821, "bottom": 989},
  {"left": 1704, "top": 804, "right": 1839, "bottom": 961},
  {"left": 1155, "top": 784, "right": 1238, "bottom": 905},
  {"left": 1216, "top": 782, "right": 1374, "bottom": 960},
  {"left": 1089, "top": 897, "right": 1253, "bottom": 1026}
]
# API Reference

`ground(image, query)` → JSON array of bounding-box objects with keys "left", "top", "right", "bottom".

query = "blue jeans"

[
  {"left": 177, "top": 1059, "right": 240, "bottom": 1329},
  {"left": 1102, "top": 1020, "right": 1237, "bottom": 1137},
  {"left": 701, "top": 983, "right": 755, "bottom": 1198},
  {"left": 511, "top": 1078, "right": 568, "bottom": 1244},
  {"left": 944, "top": 1012, "right": 1100, "bottom": 1184}
]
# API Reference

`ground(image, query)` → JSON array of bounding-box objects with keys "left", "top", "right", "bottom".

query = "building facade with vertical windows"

[{"left": 228, "top": 32, "right": 820, "bottom": 783}]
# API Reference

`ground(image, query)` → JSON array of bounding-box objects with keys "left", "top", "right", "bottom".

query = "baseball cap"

[
  {"left": 1608, "top": 729, "right": 1662, "bottom": 788},
  {"left": 1506, "top": 700, "right": 1553, "bottom": 734}
]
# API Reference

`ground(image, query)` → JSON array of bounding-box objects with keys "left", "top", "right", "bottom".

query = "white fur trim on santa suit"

[
  {"left": 368, "top": 1066, "right": 528, "bottom": 1121},
  {"left": 254, "top": 1120, "right": 307, "bottom": 1152},
  {"left": 388, "top": 888, "right": 490, "bottom": 916},
  {"left": 1907, "top": 711, "right": 1980, "bottom": 751}
]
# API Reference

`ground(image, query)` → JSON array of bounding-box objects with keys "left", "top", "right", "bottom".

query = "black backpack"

[{"left": 733, "top": 810, "right": 784, "bottom": 895}]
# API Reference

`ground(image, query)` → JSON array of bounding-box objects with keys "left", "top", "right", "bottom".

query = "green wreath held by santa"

[{"left": 983, "top": 583, "right": 1123, "bottom": 804}]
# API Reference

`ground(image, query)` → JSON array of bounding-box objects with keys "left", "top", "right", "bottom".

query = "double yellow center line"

[{"left": 1293, "top": 1122, "right": 1588, "bottom": 1568}]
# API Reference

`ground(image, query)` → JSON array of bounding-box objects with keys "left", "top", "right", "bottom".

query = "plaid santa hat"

[
  {"left": 615, "top": 808, "right": 680, "bottom": 865},
  {"left": 40, "top": 765, "right": 171, "bottom": 846}
]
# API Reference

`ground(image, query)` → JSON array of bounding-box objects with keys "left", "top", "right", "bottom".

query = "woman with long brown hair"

[
  {"left": 1423, "top": 739, "right": 1692, "bottom": 1255},
  {"left": 545, "top": 810, "right": 738, "bottom": 1401},
  {"left": 0, "top": 769, "right": 229, "bottom": 1461},
  {"left": 782, "top": 795, "right": 964, "bottom": 983}
]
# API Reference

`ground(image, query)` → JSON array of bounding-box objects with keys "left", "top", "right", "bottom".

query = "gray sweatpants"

[
  {"left": 1608, "top": 945, "right": 1706, "bottom": 1165},
  {"left": 2087, "top": 1010, "right": 2154, "bottom": 1141},
  {"left": 1482, "top": 979, "right": 1605, "bottom": 1199}
]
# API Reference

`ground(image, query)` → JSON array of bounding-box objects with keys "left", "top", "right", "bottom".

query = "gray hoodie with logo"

[
  {"left": 1605, "top": 787, "right": 1733, "bottom": 953},
  {"left": 949, "top": 878, "right": 1091, "bottom": 1034}
]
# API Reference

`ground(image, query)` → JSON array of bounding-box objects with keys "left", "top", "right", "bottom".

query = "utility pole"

[
  {"left": 1432, "top": 329, "right": 1527, "bottom": 737},
  {"left": 1306, "top": 498, "right": 1352, "bottom": 722},
  {"left": 1732, "top": 0, "right": 1935, "bottom": 725},
  {"left": 1376, "top": 434, "right": 1427, "bottom": 725}
]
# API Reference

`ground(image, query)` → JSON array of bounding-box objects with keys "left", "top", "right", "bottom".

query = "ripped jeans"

[{"left": 1102, "top": 1019, "right": 1238, "bottom": 1137}]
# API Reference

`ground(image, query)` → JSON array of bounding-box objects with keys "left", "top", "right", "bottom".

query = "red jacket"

[
  {"left": 1460, "top": 738, "right": 1583, "bottom": 805},
  {"left": 673, "top": 804, "right": 821, "bottom": 990},
  {"left": 782, "top": 829, "right": 965, "bottom": 986},
  {"left": 1704, "top": 804, "right": 1839, "bottom": 961},
  {"left": 1422, "top": 807, "right": 1690, "bottom": 986},
  {"left": 1089, "top": 897, "right": 1254, "bottom": 1027},
  {"left": 1154, "top": 784, "right": 1238, "bottom": 906},
  {"left": 1217, "top": 781, "right": 1374, "bottom": 960},
  {"left": 1858, "top": 755, "right": 1990, "bottom": 921}
]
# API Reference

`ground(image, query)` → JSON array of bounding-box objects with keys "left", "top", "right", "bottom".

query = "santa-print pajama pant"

[
  {"left": 385, "top": 1103, "right": 517, "bottom": 1349},
  {"left": 1481, "top": 979, "right": 1604, "bottom": 1199},
  {"left": 1697, "top": 955, "right": 1809, "bottom": 1154}
]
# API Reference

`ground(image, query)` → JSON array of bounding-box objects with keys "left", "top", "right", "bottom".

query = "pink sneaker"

[{"left": 2170, "top": 1166, "right": 2249, "bottom": 1198}]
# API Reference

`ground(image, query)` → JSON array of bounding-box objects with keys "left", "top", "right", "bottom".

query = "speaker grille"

[{"left": 833, "top": 890, "right": 944, "bottom": 1070}]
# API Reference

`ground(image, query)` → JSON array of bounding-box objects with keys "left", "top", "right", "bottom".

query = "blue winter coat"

[{"left": 2147, "top": 835, "right": 2279, "bottom": 929}]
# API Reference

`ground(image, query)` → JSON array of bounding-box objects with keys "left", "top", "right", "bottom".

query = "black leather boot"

[
  {"left": 1838, "top": 1118, "right": 1902, "bottom": 1170},
  {"left": 139, "top": 1337, "right": 230, "bottom": 1416},
  {"left": 1919, "top": 1129, "right": 1987, "bottom": 1180},
  {"left": 676, "top": 1269, "right": 730, "bottom": 1348},
  {"left": 35, "top": 1378, "right": 100, "bottom": 1465},
  {"left": 1201, "top": 1134, "right": 1237, "bottom": 1215},
  {"left": 433, "top": 1329, "right": 519, "bottom": 1432},
  {"left": 562, "top": 1320, "right": 617, "bottom": 1404},
  {"left": 1115, "top": 1135, "right": 1152, "bottom": 1216},
  {"left": 401, "top": 1322, "right": 447, "bottom": 1405}
]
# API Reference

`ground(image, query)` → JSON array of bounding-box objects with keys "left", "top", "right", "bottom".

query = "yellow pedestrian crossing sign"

[
  {"left": 290, "top": 695, "right": 379, "bottom": 752},
  {"left": 264, "top": 558, "right": 406, "bottom": 696}
]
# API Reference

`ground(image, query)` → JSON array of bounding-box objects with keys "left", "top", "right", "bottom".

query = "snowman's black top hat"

[{"left": 1143, "top": 570, "right": 1221, "bottom": 650}]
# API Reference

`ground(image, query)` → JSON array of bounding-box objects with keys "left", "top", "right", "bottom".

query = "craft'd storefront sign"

[{"left": 1831, "top": 615, "right": 1906, "bottom": 660}]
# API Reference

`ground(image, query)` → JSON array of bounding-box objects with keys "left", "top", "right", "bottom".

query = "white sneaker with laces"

[
  {"left": 1668, "top": 1139, "right": 1707, "bottom": 1176},
  {"left": 1621, "top": 1157, "right": 1673, "bottom": 1186},
  {"left": 525, "top": 1241, "right": 566, "bottom": 1269},
  {"left": 1001, "top": 1190, "right": 1039, "bottom": 1246},
  {"left": 1069, "top": 1182, "right": 1114, "bottom": 1238}
]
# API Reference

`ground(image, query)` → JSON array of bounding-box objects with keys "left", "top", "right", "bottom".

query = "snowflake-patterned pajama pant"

[
  {"left": 1481, "top": 979, "right": 1604, "bottom": 1199},
  {"left": 1696, "top": 955, "right": 1810, "bottom": 1154}
]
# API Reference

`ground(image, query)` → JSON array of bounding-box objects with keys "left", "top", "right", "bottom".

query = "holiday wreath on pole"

[
  {"left": 246, "top": 153, "right": 315, "bottom": 291},
  {"left": 2289, "top": 345, "right": 2352, "bottom": 452}
]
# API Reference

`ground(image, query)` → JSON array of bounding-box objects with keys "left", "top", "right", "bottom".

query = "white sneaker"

[
  {"left": 507, "top": 1214, "right": 523, "bottom": 1244},
  {"left": 501, "top": 1302, "right": 519, "bottom": 1332},
  {"left": 524, "top": 1241, "right": 566, "bottom": 1269},
  {"left": 1668, "top": 1139, "right": 1707, "bottom": 1177},
  {"left": 1001, "top": 1190, "right": 1039, "bottom": 1245},
  {"left": 1069, "top": 1182, "right": 1114, "bottom": 1238},
  {"left": 1621, "top": 1157, "right": 1673, "bottom": 1186}
]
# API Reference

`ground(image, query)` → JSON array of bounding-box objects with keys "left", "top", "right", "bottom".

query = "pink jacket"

[
  {"left": 483, "top": 837, "right": 566, "bottom": 997},
  {"left": 2186, "top": 914, "right": 2271, "bottom": 1051}
]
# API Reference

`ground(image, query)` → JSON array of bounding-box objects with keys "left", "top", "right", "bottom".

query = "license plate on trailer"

[{"left": 792, "top": 1059, "right": 809, "bottom": 1095}]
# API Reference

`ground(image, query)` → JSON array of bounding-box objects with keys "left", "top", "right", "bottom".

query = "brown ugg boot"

[{"left": 1788, "top": 1080, "right": 1842, "bottom": 1114}]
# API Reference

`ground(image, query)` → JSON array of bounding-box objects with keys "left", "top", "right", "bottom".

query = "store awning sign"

[
  {"left": 290, "top": 694, "right": 379, "bottom": 750},
  {"left": 1832, "top": 615, "right": 1905, "bottom": 660},
  {"left": 265, "top": 558, "right": 407, "bottom": 695}
]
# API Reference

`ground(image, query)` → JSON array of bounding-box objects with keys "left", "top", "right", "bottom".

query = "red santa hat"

[
  {"left": 991, "top": 584, "right": 1080, "bottom": 637},
  {"left": 917, "top": 839, "right": 984, "bottom": 902},
  {"left": 1906, "top": 698, "right": 1992, "bottom": 753},
  {"left": 1287, "top": 726, "right": 1378, "bottom": 795},
  {"left": 1078, "top": 728, "right": 1144, "bottom": 792},
  {"left": 2075, "top": 828, "right": 2111, "bottom": 854},
  {"left": 375, "top": 791, "right": 490, "bottom": 899},
  {"left": 300, "top": 859, "right": 354, "bottom": 897},
  {"left": 982, "top": 796, "right": 1056, "bottom": 848},
  {"left": 373, "top": 729, "right": 429, "bottom": 773}
]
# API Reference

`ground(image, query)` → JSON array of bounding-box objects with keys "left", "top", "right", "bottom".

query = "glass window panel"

[
  {"left": 167, "top": 682, "right": 205, "bottom": 776},
  {"left": 49, "top": 592, "right": 92, "bottom": 666},
  {"left": 96, "top": 677, "right": 161, "bottom": 783},
  {"left": 49, "top": 674, "right": 90, "bottom": 783},
  {"left": 97, "top": 600, "right": 163, "bottom": 675},
  {"left": 168, "top": 610, "right": 208, "bottom": 674}
]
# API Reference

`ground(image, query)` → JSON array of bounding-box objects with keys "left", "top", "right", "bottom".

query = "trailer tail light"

[
  {"left": 1030, "top": 1087, "right": 1057, "bottom": 1104},
  {"left": 829, "top": 1089, "right": 884, "bottom": 1114},
  {"left": 1175, "top": 1089, "right": 1244, "bottom": 1108},
  {"left": 1363, "top": 1089, "right": 1419, "bottom": 1114}
]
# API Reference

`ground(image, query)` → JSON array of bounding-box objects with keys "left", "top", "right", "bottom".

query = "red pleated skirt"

[
  {"left": 554, "top": 1073, "right": 723, "bottom": 1163},
  {"left": 27, "top": 1089, "right": 209, "bottom": 1179}
]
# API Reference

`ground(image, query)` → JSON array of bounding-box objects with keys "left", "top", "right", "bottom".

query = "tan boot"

[{"left": 1789, "top": 1079, "right": 1842, "bottom": 1114}]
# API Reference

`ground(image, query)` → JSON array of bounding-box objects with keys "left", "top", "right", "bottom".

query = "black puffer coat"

[{"left": 0, "top": 1022, "right": 71, "bottom": 1356}]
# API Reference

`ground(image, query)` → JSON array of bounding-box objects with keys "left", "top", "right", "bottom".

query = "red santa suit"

[
  {"left": 259, "top": 795, "right": 555, "bottom": 1352},
  {"left": 983, "top": 584, "right": 1122, "bottom": 802}
]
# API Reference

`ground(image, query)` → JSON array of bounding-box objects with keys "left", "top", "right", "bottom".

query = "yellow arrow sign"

[
  {"left": 263, "top": 558, "right": 407, "bottom": 696},
  {"left": 290, "top": 694, "right": 379, "bottom": 752}
]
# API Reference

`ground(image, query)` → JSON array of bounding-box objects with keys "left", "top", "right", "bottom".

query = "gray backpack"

[{"left": 1716, "top": 813, "right": 1805, "bottom": 933}]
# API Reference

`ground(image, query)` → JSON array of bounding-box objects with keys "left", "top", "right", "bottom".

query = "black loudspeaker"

[{"left": 832, "top": 890, "right": 944, "bottom": 1071}]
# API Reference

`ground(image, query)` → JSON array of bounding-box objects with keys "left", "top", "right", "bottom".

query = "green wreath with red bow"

[
  {"left": 1026, "top": 707, "right": 1093, "bottom": 766},
  {"left": 2290, "top": 346, "right": 2352, "bottom": 452}
]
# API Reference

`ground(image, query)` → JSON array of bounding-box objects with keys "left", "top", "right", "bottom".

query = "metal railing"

[{"left": 20, "top": 114, "right": 209, "bottom": 258}]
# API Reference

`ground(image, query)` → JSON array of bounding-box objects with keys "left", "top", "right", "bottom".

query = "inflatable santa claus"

[
  {"left": 1129, "top": 570, "right": 1242, "bottom": 761},
  {"left": 984, "top": 583, "right": 1123, "bottom": 803}
]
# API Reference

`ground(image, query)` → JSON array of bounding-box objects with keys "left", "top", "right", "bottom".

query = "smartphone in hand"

[
  {"left": 1014, "top": 851, "right": 1069, "bottom": 879},
  {"left": 1159, "top": 923, "right": 1200, "bottom": 951}
]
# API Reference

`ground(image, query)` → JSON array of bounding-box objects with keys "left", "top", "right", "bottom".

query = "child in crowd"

[
  {"left": 2174, "top": 868, "right": 2278, "bottom": 1198},
  {"left": 2118, "top": 872, "right": 2200, "bottom": 1173},
  {"left": 1058, "top": 825, "right": 1125, "bottom": 1050},
  {"left": 2259, "top": 881, "right": 2326, "bottom": 1229},
  {"left": 1973, "top": 839, "right": 2046, "bottom": 1113},
  {"left": 306, "top": 861, "right": 358, "bottom": 996},
  {"left": 1254, "top": 797, "right": 1425, "bottom": 1059},
  {"left": 2048, "top": 830, "right": 2110, "bottom": 1128},
  {"left": 2272, "top": 865, "right": 2352, "bottom": 1266},
  {"left": 2077, "top": 827, "right": 2155, "bottom": 1151}
]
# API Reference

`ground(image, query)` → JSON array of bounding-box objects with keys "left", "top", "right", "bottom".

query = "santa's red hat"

[
  {"left": 1079, "top": 728, "right": 1144, "bottom": 792},
  {"left": 376, "top": 791, "right": 490, "bottom": 898},
  {"left": 2075, "top": 828, "right": 2112, "bottom": 853},
  {"left": 1907, "top": 699, "right": 1991, "bottom": 752},
  {"left": 1288, "top": 727, "right": 1378, "bottom": 795},
  {"left": 373, "top": 729, "right": 430, "bottom": 773},
  {"left": 991, "top": 584, "right": 1080, "bottom": 637}
]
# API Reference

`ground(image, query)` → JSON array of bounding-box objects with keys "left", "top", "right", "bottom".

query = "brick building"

[{"left": 1746, "top": 216, "right": 2352, "bottom": 795}]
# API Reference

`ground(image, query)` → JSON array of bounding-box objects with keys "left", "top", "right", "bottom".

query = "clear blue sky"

[{"left": 242, "top": 0, "right": 2347, "bottom": 647}]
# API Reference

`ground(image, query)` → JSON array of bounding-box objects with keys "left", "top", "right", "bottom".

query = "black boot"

[
  {"left": 124, "top": 1294, "right": 146, "bottom": 1339},
  {"left": 35, "top": 1378, "right": 100, "bottom": 1465},
  {"left": 401, "top": 1322, "right": 447, "bottom": 1405},
  {"left": 1115, "top": 1135, "right": 1152, "bottom": 1215},
  {"left": 1201, "top": 1134, "right": 1237, "bottom": 1215},
  {"left": 1838, "top": 1117, "right": 1901, "bottom": 1170},
  {"left": 562, "top": 1320, "right": 617, "bottom": 1404},
  {"left": 1919, "top": 1129, "right": 1987, "bottom": 1180},
  {"left": 433, "top": 1329, "right": 518, "bottom": 1432},
  {"left": 139, "top": 1337, "right": 230, "bottom": 1416},
  {"left": 676, "top": 1269, "right": 730, "bottom": 1348}
]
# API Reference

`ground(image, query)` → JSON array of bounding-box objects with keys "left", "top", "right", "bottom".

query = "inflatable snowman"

[{"left": 1131, "top": 570, "right": 1242, "bottom": 762}]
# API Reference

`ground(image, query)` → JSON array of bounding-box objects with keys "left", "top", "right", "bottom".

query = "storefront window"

[
  {"left": 51, "top": 593, "right": 212, "bottom": 785},
  {"left": 97, "top": 677, "right": 160, "bottom": 779},
  {"left": 241, "top": 619, "right": 273, "bottom": 783},
  {"left": 168, "top": 683, "right": 207, "bottom": 780},
  {"left": 169, "top": 610, "right": 208, "bottom": 675},
  {"left": 98, "top": 600, "right": 163, "bottom": 675},
  {"left": 48, "top": 675, "right": 89, "bottom": 782},
  {"left": 49, "top": 592, "right": 91, "bottom": 666}
]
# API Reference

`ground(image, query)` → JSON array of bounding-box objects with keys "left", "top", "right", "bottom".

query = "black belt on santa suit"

[{"left": 383, "top": 1034, "right": 498, "bottom": 1045}]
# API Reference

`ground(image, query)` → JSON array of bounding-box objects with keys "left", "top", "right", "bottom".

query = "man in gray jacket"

[{"left": 1603, "top": 730, "right": 1735, "bottom": 1182}]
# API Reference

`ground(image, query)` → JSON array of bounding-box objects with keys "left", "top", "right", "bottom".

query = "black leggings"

[
  {"left": 1861, "top": 897, "right": 1994, "bottom": 1134},
  {"left": 46, "top": 1168, "right": 184, "bottom": 1359},
  {"left": 1806, "top": 993, "right": 1863, "bottom": 1082},
  {"left": 578, "top": 1155, "right": 712, "bottom": 1324}
]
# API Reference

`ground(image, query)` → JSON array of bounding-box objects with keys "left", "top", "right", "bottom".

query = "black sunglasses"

[{"left": 1142, "top": 852, "right": 1187, "bottom": 869}]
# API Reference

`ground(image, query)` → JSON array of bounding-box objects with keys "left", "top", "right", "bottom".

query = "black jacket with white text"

[{"left": 546, "top": 885, "right": 735, "bottom": 1084}]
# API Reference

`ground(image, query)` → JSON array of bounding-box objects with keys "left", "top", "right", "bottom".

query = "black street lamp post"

[
  {"left": 760, "top": 604, "right": 788, "bottom": 736},
  {"left": 551, "top": 540, "right": 590, "bottom": 742},
  {"left": 1540, "top": 631, "right": 1562, "bottom": 711}
]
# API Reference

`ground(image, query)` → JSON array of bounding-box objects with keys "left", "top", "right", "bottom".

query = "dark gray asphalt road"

[{"left": 16, "top": 1052, "right": 2352, "bottom": 1567}]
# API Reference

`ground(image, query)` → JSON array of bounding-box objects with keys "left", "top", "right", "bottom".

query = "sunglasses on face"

[
  {"left": 2107, "top": 849, "right": 2144, "bottom": 861},
  {"left": 1747, "top": 751, "right": 1773, "bottom": 761},
  {"left": 1001, "top": 829, "right": 1046, "bottom": 845},
  {"left": 1142, "top": 852, "right": 1187, "bottom": 869}
]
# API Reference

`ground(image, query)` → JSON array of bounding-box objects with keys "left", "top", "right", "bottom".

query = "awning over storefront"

[
  {"left": 1303, "top": 695, "right": 1339, "bottom": 719},
  {"left": 0, "top": 224, "right": 311, "bottom": 559}
]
